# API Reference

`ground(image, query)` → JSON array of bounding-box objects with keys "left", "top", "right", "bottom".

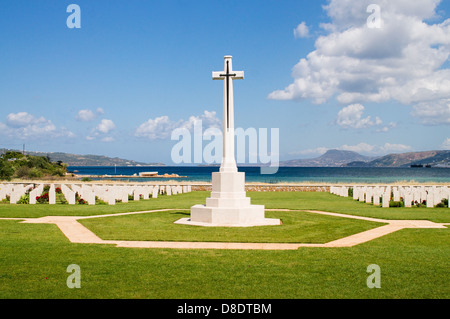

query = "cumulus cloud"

[
  {"left": 441, "top": 137, "right": 450, "bottom": 149},
  {"left": 135, "top": 110, "right": 221, "bottom": 140},
  {"left": 76, "top": 109, "right": 96, "bottom": 122},
  {"left": 294, "top": 22, "right": 309, "bottom": 38},
  {"left": 85, "top": 119, "right": 116, "bottom": 142},
  {"left": 269, "top": 0, "right": 450, "bottom": 124},
  {"left": 135, "top": 116, "right": 174, "bottom": 140},
  {"left": 336, "top": 103, "right": 383, "bottom": 129},
  {"left": 0, "top": 112, "right": 74, "bottom": 140},
  {"left": 76, "top": 108, "right": 106, "bottom": 122},
  {"left": 411, "top": 99, "right": 450, "bottom": 125},
  {"left": 96, "top": 119, "right": 116, "bottom": 134}
]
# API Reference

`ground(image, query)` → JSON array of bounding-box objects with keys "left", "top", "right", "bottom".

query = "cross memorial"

[
  {"left": 212, "top": 56, "right": 244, "bottom": 173},
  {"left": 176, "top": 56, "right": 280, "bottom": 227}
]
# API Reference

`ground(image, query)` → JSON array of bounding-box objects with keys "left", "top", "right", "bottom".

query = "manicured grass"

[
  {"left": 0, "top": 219, "right": 448, "bottom": 298},
  {"left": 0, "top": 191, "right": 448, "bottom": 298},
  {"left": 250, "top": 192, "right": 450, "bottom": 223},
  {"left": 1, "top": 191, "right": 448, "bottom": 222},
  {"left": 0, "top": 192, "right": 209, "bottom": 218},
  {"left": 79, "top": 210, "right": 383, "bottom": 243}
]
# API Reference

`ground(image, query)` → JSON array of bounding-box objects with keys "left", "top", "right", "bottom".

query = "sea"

[{"left": 67, "top": 166, "right": 450, "bottom": 184}]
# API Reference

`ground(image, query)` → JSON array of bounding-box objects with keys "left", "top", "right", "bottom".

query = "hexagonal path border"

[{"left": 1, "top": 209, "right": 448, "bottom": 250}]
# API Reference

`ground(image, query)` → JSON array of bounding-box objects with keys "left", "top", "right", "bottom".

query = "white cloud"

[
  {"left": 6, "top": 112, "right": 47, "bottom": 127},
  {"left": 441, "top": 138, "right": 450, "bottom": 149},
  {"left": 269, "top": 0, "right": 450, "bottom": 124},
  {"left": 135, "top": 110, "right": 221, "bottom": 140},
  {"left": 76, "top": 108, "right": 106, "bottom": 122},
  {"left": 411, "top": 99, "right": 450, "bottom": 125},
  {"left": 289, "top": 147, "right": 329, "bottom": 157},
  {"left": 336, "top": 103, "right": 383, "bottom": 129},
  {"left": 376, "top": 122, "right": 397, "bottom": 132},
  {"left": 294, "top": 22, "right": 309, "bottom": 38},
  {"left": 76, "top": 109, "right": 96, "bottom": 122},
  {"left": 0, "top": 112, "right": 74, "bottom": 140},
  {"left": 294, "top": 142, "right": 412, "bottom": 156},
  {"left": 338, "top": 142, "right": 411, "bottom": 154},
  {"left": 96, "top": 119, "right": 116, "bottom": 134},
  {"left": 84, "top": 118, "right": 116, "bottom": 142},
  {"left": 135, "top": 115, "right": 174, "bottom": 140},
  {"left": 338, "top": 142, "right": 376, "bottom": 153}
]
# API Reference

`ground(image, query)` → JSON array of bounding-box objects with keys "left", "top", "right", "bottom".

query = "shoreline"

[{"left": 4, "top": 178, "right": 450, "bottom": 187}]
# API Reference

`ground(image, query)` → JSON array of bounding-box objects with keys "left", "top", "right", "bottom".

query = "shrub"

[
  {"left": 17, "top": 194, "right": 29, "bottom": 204},
  {"left": 435, "top": 198, "right": 448, "bottom": 208},
  {"left": 0, "top": 160, "right": 14, "bottom": 181},
  {"left": 52, "top": 168, "right": 66, "bottom": 177},
  {"left": 81, "top": 177, "right": 92, "bottom": 182},
  {"left": 348, "top": 188, "right": 353, "bottom": 197},
  {"left": 36, "top": 193, "right": 49, "bottom": 204},
  {"left": 1, "top": 195, "right": 10, "bottom": 203},
  {"left": 413, "top": 200, "right": 424, "bottom": 207},
  {"left": 15, "top": 166, "right": 31, "bottom": 178},
  {"left": 389, "top": 201, "right": 404, "bottom": 207},
  {"left": 28, "top": 168, "right": 43, "bottom": 178},
  {"left": 95, "top": 196, "right": 107, "bottom": 205}
]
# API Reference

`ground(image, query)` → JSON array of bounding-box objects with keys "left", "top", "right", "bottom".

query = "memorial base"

[{"left": 175, "top": 171, "right": 281, "bottom": 227}]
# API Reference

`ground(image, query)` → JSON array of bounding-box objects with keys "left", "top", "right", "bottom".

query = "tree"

[{"left": 0, "top": 159, "right": 14, "bottom": 180}]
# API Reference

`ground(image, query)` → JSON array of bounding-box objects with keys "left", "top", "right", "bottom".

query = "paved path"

[{"left": 1, "top": 209, "right": 447, "bottom": 250}]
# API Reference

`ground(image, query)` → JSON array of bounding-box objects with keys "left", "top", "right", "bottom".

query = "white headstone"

[
  {"left": 382, "top": 192, "right": 390, "bottom": 208},
  {"left": 152, "top": 186, "right": 158, "bottom": 198},
  {"left": 49, "top": 184, "right": 56, "bottom": 205},
  {"left": 426, "top": 192, "right": 434, "bottom": 208},
  {"left": 404, "top": 193, "right": 412, "bottom": 207}
]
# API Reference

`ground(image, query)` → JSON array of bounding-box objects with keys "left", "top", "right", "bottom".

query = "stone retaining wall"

[{"left": 191, "top": 185, "right": 330, "bottom": 192}]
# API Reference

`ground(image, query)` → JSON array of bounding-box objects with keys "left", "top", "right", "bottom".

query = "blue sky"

[{"left": 0, "top": 0, "right": 449, "bottom": 164}]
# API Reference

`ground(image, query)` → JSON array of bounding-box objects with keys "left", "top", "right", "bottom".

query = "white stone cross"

[{"left": 212, "top": 55, "right": 244, "bottom": 173}]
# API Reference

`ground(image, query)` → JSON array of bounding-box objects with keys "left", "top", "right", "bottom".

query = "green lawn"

[
  {"left": 1, "top": 191, "right": 449, "bottom": 222},
  {"left": 79, "top": 210, "right": 384, "bottom": 243},
  {"left": 0, "top": 191, "right": 448, "bottom": 298}
]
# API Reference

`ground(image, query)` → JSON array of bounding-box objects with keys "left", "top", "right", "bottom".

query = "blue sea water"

[{"left": 67, "top": 166, "right": 450, "bottom": 184}]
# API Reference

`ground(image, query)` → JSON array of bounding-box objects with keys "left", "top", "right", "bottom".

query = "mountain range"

[
  {"left": 344, "top": 150, "right": 450, "bottom": 167},
  {"left": 2, "top": 148, "right": 449, "bottom": 168},
  {"left": 280, "top": 150, "right": 377, "bottom": 167},
  {"left": 281, "top": 149, "right": 450, "bottom": 168},
  {"left": 0, "top": 149, "right": 164, "bottom": 167}
]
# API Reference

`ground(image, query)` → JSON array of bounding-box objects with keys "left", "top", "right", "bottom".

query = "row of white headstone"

[
  {"left": 330, "top": 185, "right": 450, "bottom": 208},
  {"left": 0, "top": 183, "right": 192, "bottom": 205}
]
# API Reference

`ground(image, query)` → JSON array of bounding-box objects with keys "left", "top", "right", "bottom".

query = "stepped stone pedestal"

[{"left": 178, "top": 171, "right": 279, "bottom": 227}]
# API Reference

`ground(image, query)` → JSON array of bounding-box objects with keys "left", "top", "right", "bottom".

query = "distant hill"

[
  {"left": 0, "top": 150, "right": 67, "bottom": 180},
  {"left": 0, "top": 149, "right": 164, "bottom": 167},
  {"left": 280, "top": 149, "right": 376, "bottom": 167},
  {"left": 344, "top": 150, "right": 450, "bottom": 167}
]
